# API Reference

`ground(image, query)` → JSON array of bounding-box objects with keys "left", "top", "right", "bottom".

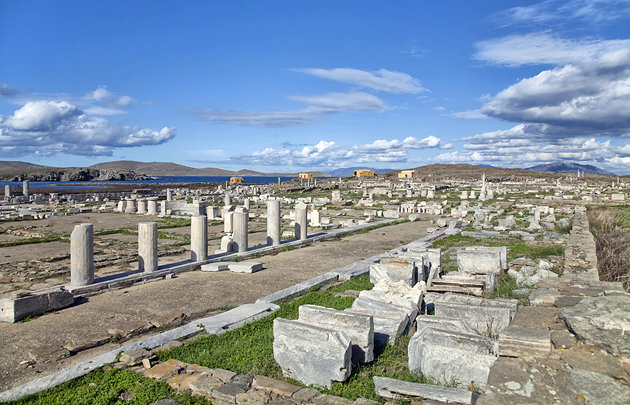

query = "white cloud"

[
  {"left": 86, "top": 86, "right": 135, "bottom": 114},
  {"left": 0, "top": 83, "right": 20, "bottom": 97},
  {"left": 478, "top": 47, "right": 630, "bottom": 139},
  {"left": 490, "top": 0, "right": 630, "bottom": 27},
  {"left": 294, "top": 67, "right": 427, "bottom": 94},
  {"left": 451, "top": 109, "right": 488, "bottom": 119},
  {"left": 474, "top": 32, "right": 630, "bottom": 67},
  {"left": 0, "top": 100, "right": 175, "bottom": 157},
  {"left": 228, "top": 136, "right": 447, "bottom": 167},
  {"left": 192, "top": 92, "right": 389, "bottom": 128}
]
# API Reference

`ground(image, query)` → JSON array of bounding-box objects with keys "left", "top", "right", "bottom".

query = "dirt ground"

[{"left": 0, "top": 218, "right": 433, "bottom": 392}]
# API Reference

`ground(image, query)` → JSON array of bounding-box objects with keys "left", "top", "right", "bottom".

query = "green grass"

[
  {"left": 489, "top": 273, "right": 522, "bottom": 300},
  {"left": 6, "top": 368, "right": 209, "bottom": 405},
  {"left": 158, "top": 217, "right": 192, "bottom": 229},
  {"left": 0, "top": 234, "right": 68, "bottom": 248}
]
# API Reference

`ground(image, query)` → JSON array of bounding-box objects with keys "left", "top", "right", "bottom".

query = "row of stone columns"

[{"left": 70, "top": 200, "right": 310, "bottom": 286}]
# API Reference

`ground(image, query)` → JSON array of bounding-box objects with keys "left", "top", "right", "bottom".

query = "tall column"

[
  {"left": 244, "top": 198, "right": 250, "bottom": 211},
  {"left": 295, "top": 202, "right": 308, "bottom": 240},
  {"left": 138, "top": 222, "right": 158, "bottom": 273},
  {"left": 4, "top": 185, "right": 11, "bottom": 199},
  {"left": 267, "top": 199, "right": 281, "bottom": 246},
  {"left": 223, "top": 205, "right": 235, "bottom": 235},
  {"left": 166, "top": 188, "right": 173, "bottom": 201},
  {"left": 70, "top": 223, "right": 94, "bottom": 286},
  {"left": 233, "top": 206, "right": 249, "bottom": 253},
  {"left": 190, "top": 215, "right": 208, "bottom": 262},
  {"left": 22, "top": 180, "right": 29, "bottom": 197}
]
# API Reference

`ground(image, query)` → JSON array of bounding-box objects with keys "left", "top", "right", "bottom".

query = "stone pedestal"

[
  {"left": 295, "top": 202, "right": 308, "bottom": 240},
  {"left": 146, "top": 198, "right": 158, "bottom": 215},
  {"left": 138, "top": 222, "right": 158, "bottom": 273},
  {"left": 125, "top": 199, "right": 136, "bottom": 213},
  {"left": 137, "top": 199, "right": 147, "bottom": 214},
  {"left": 70, "top": 223, "right": 94, "bottom": 286},
  {"left": 117, "top": 200, "right": 126, "bottom": 213},
  {"left": 191, "top": 215, "right": 208, "bottom": 262},
  {"left": 267, "top": 200, "right": 281, "bottom": 246},
  {"left": 233, "top": 207, "right": 249, "bottom": 253}
]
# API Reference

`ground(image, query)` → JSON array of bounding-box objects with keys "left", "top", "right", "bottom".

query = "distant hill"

[
  {"left": 89, "top": 161, "right": 236, "bottom": 176},
  {"left": 382, "top": 164, "right": 561, "bottom": 180},
  {"left": 0, "top": 161, "right": 50, "bottom": 173},
  {"left": 525, "top": 162, "right": 616, "bottom": 177},
  {"left": 326, "top": 167, "right": 396, "bottom": 177}
]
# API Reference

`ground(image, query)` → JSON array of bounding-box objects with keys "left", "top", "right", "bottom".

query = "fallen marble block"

[
  {"left": 228, "top": 262, "right": 263, "bottom": 273},
  {"left": 414, "top": 323, "right": 499, "bottom": 355},
  {"left": 298, "top": 305, "right": 374, "bottom": 363},
  {"left": 457, "top": 249, "right": 502, "bottom": 275},
  {"left": 498, "top": 326, "right": 551, "bottom": 357},
  {"left": 273, "top": 318, "right": 352, "bottom": 388},
  {"left": 373, "top": 376, "right": 477, "bottom": 404},
  {"left": 408, "top": 339, "right": 497, "bottom": 390},
  {"left": 347, "top": 296, "right": 410, "bottom": 346},
  {"left": 358, "top": 290, "right": 418, "bottom": 320},
  {"left": 200, "top": 262, "right": 230, "bottom": 272},
  {"left": 370, "top": 258, "right": 417, "bottom": 287},
  {"left": 371, "top": 279, "right": 425, "bottom": 307},
  {"left": 0, "top": 287, "right": 74, "bottom": 323},
  {"left": 415, "top": 315, "right": 477, "bottom": 335}
]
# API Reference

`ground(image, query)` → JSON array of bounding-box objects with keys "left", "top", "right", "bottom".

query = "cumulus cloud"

[
  {"left": 191, "top": 92, "right": 388, "bottom": 127},
  {"left": 474, "top": 32, "right": 630, "bottom": 67},
  {"left": 227, "top": 136, "right": 447, "bottom": 167},
  {"left": 294, "top": 67, "right": 427, "bottom": 94},
  {"left": 479, "top": 48, "right": 630, "bottom": 138},
  {"left": 0, "top": 100, "right": 175, "bottom": 157},
  {"left": 85, "top": 86, "right": 134, "bottom": 114}
]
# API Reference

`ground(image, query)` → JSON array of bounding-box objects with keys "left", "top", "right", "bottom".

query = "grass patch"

[
  {"left": 6, "top": 368, "right": 209, "bottom": 405},
  {"left": 158, "top": 217, "right": 192, "bottom": 229},
  {"left": 0, "top": 234, "right": 68, "bottom": 248},
  {"left": 588, "top": 206, "right": 630, "bottom": 290},
  {"left": 489, "top": 273, "right": 522, "bottom": 300}
]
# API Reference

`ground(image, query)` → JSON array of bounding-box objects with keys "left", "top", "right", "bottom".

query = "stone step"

[{"left": 373, "top": 376, "right": 477, "bottom": 404}]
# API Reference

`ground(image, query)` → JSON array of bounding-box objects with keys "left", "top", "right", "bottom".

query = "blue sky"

[{"left": 1, "top": 1, "right": 630, "bottom": 173}]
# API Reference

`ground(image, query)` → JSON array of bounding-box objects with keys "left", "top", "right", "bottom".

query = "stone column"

[
  {"left": 4, "top": 185, "right": 11, "bottom": 199},
  {"left": 244, "top": 198, "right": 250, "bottom": 211},
  {"left": 310, "top": 209, "right": 321, "bottom": 226},
  {"left": 166, "top": 188, "right": 173, "bottom": 201},
  {"left": 190, "top": 215, "right": 208, "bottom": 262},
  {"left": 125, "top": 198, "right": 136, "bottom": 213},
  {"left": 146, "top": 198, "right": 158, "bottom": 215},
  {"left": 267, "top": 199, "right": 281, "bottom": 246},
  {"left": 70, "top": 223, "right": 94, "bottom": 286},
  {"left": 117, "top": 200, "right": 126, "bottom": 212},
  {"left": 137, "top": 199, "right": 147, "bottom": 214},
  {"left": 223, "top": 205, "right": 235, "bottom": 235},
  {"left": 295, "top": 202, "right": 308, "bottom": 240},
  {"left": 233, "top": 206, "right": 249, "bottom": 253},
  {"left": 224, "top": 193, "right": 232, "bottom": 206},
  {"left": 138, "top": 222, "right": 158, "bottom": 273},
  {"left": 22, "top": 180, "right": 29, "bottom": 197}
]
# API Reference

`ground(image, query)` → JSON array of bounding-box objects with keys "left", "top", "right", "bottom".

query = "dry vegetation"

[{"left": 588, "top": 206, "right": 630, "bottom": 290}]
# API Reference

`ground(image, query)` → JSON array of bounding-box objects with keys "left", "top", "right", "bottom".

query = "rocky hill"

[
  {"left": 2, "top": 168, "right": 151, "bottom": 182},
  {"left": 525, "top": 162, "right": 616, "bottom": 177}
]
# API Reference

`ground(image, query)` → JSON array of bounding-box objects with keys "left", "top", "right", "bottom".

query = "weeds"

[{"left": 588, "top": 206, "right": 630, "bottom": 290}]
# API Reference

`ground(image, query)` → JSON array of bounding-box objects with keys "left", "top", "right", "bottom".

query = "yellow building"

[
  {"left": 353, "top": 169, "right": 376, "bottom": 178},
  {"left": 230, "top": 177, "right": 244, "bottom": 184},
  {"left": 398, "top": 170, "right": 415, "bottom": 179},
  {"left": 298, "top": 173, "right": 314, "bottom": 179}
]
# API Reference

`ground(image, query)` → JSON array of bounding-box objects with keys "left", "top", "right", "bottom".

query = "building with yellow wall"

[
  {"left": 398, "top": 170, "right": 415, "bottom": 179},
  {"left": 230, "top": 177, "right": 244, "bottom": 184},
  {"left": 353, "top": 169, "right": 376, "bottom": 178},
  {"left": 298, "top": 173, "right": 314, "bottom": 179}
]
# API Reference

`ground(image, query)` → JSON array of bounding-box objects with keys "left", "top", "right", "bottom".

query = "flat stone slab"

[
  {"left": 200, "top": 262, "right": 230, "bottom": 272},
  {"left": 348, "top": 296, "right": 410, "bottom": 345},
  {"left": 414, "top": 324, "right": 499, "bottom": 355},
  {"left": 273, "top": 318, "right": 352, "bottom": 388},
  {"left": 0, "top": 287, "right": 74, "bottom": 323},
  {"left": 370, "top": 259, "right": 417, "bottom": 287},
  {"left": 373, "top": 376, "right": 476, "bottom": 404},
  {"left": 498, "top": 326, "right": 551, "bottom": 357},
  {"left": 559, "top": 295, "right": 630, "bottom": 357},
  {"left": 228, "top": 261, "right": 264, "bottom": 273}
]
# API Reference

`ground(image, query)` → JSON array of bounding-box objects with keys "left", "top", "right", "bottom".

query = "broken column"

[
  {"left": 233, "top": 206, "right": 249, "bottom": 253},
  {"left": 224, "top": 193, "right": 232, "bottom": 206},
  {"left": 70, "top": 223, "right": 94, "bottom": 286},
  {"left": 22, "top": 180, "right": 29, "bottom": 197},
  {"left": 190, "top": 215, "right": 208, "bottom": 262},
  {"left": 125, "top": 198, "right": 136, "bottom": 214},
  {"left": 146, "top": 197, "right": 158, "bottom": 215},
  {"left": 136, "top": 199, "right": 147, "bottom": 214},
  {"left": 244, "top": 198, "right": 250, "bottom": 211},
  {"left": 295, "top": 202, "right": 308, "bottom": 240},
  {"left": 267, "top": 199, "right": 281, "bottom": 246},
  {"left": 166, "top": 188, "right": 173, "bottom": 201},
  {"left": 138, "top": 222, "right": 158, "bottom": 273},
  {"left": 4, "top": 185, "right": 11, "bottom": 200}
]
